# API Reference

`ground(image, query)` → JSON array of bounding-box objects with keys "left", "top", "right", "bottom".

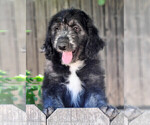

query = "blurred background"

[
  {"left": 0, "top": 0, "right": 150, "bottom": 110},
  {"left": 0, "top": 0, "right": 26, "bottom": 110}
]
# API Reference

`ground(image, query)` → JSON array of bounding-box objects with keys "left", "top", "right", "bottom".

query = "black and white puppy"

[{"left": 42, "top": 8, "right": 118, "bottom": 119}]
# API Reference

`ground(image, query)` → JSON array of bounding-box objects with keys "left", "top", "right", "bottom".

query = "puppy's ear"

[
  {"left": 85, "top": 22, "right": 105, "bottom": 59},
  {"left": 43, "top": 28, "right": 54, "bottom": 60}
]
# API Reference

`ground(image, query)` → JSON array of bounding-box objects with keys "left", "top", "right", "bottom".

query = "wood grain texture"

[
  {"left": 57, "top": 0, "right": 69, "bottom": 11},
  {"left": 26, "top": 0, "right": 39, "bottom": 75},
  {"left": 111, "top": 112, "right": 128, "bottom": 125},
  {"left": 104, "top": 0, "right": 119, "bottom": 106},
  {"left": 0, "top": 105, "right": 150, "bottom": 124},
  {"left": 0, "top": 0, "right": 18, "bottom": 76},
  {"left": 116, "top": 0, "right": 124, "bottom": 106},
  {"left": 0, "top": 105, "right": 26, "bottom": 125},
  {"left": 138, "top": 0, "right": 150, "bottom": 105},
  {"left": 69, "top": 0, "right": 81, "bottom": 9},
  {"left": 47, "top": 108, "right": 110, "bottom": 125},
  {"left": 35, "top": 0, "right": 47, "bottom": 75},
  {"left": 124, "top": 0, "right": 150, "bottom": 106},
  {"left": 81, "top": 0, "right": 92, "bottom": 18},
  {"left": 14, "top": 0, "right": 26, "bottom": 75},
  {"left": 46, "top": 0, "right": 57, "bottom": 26},
  {"left": 124, "top": 0, "right": 141, "bottom": 106},
  {"left": 26, "top": 105, "right": 46, "bottom": 125},
  {"left": 130, "top": 110, "right": 150, "bottom": 125}
]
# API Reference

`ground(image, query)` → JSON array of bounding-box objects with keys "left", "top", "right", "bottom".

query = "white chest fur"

[{"left": 66, "top": 60, "right": 84, "bottom": 106}]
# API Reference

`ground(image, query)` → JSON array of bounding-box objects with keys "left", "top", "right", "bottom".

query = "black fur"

[{"left": 42, "top": 8, "right": 107, "bottom": 110}]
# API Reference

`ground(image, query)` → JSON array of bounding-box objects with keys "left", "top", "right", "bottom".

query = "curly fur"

[{"left": 42, "top": 8, "right": 107, "bottom": 110}]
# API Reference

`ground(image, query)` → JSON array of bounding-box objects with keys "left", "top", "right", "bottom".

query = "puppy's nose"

[{"left": 57, "top": 37, "right": 69, "bottom": 50}]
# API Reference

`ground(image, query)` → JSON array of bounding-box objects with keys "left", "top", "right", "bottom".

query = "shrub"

[{"left": 0, "top": 70, "right": 43, "bottom": 110}]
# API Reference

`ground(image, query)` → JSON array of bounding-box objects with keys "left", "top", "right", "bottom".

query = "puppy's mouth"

[{"left": 61, "top": 48, "right": 80, "bottom": 65}]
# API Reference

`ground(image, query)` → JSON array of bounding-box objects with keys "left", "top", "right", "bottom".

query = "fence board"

[
  {"left": 46, "top": 0, "right": 57, "bottom": 26},
  {"left": 47, "top": 108, "right": 110, "bottom": 125},
  {"left": 111, "top": 112, "right": 128, "bottom": 125},
  {"left": 14, "top": 0, "right": 26, "bottom": 75},
  {"left": 104, "top": 0, "right": 119, "bottom": 106},
  {"left": 26, "top": 105, "right": 46, "bottom": 125},
  {"left": 26, "top": 0, "right": 39, "bottom": 75},
  {"left": 0, "top": 0, "right": 18, "bottom": 76},
  {"left": 139, "top": 0, "right": 150, "bottom": 105},
  {"left": 124, "top": 0, "right": 143, "bottom": 106},
  {"left": 130, "top": 111, "right": 150, "bottom": 125},
  {"left": 35, "top": 0, "right": 47, "bottom": 75},
  {"left": 116, "top": 0, "right": 124, "bottom": 106},
  {"left": 0, "top": 105, "right": 26, "bottom": 125},
  {"left": 69, "top": 0, "right": 81, "bottom": 9},
  {"left": 81, "top": 0, "right": 92, "bottom": 18},
  {"left": 57, "top": 0, "right": 69, "bottom": 12},
  {"left": 1, "top": 105, "right": 150, "bottom": 125}
]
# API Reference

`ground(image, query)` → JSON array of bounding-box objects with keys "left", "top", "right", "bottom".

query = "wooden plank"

[
  {"left": 0, "top": 0, "right": 18, "bottom": 76},
  {"left": 80, "top": 0, "right": 93, "bottom": 18},
  {"left": 26, "top": 105, "right": 46, "bottom": 125},
  {"left": 46, "top": 0, "right": 57, "bottom": 27},
  {"left": 57, "top": 0, "right": 69, "bottom": 12},
  {"left": 14, "top": 0, "right": 26, "bottom": 75},
  {"left": 69, "top": 0, "right": 81, "bottom": 9},
  {"left": 130, "top": 110, "right": 150, "bottom": 125},
  {"left": 35, "top": 0, "right": 47, "bottom": 76},
  {"left": 92, "top": 0, "right": 101, "bottom": 28},
  {"left": 26, "top": 0, "right": 38, "bottom": 76},
  {"left": 111, "top": 112, "right": 128, "bottom": 125},
  {"left": 0, "top": 105, "right": 26, "bottom": 125},
  {"left": 116, "top": 0, "right": 124, "bottom": 106},
  {"left": 124, "top": 106, "right": 142, "bottom": 121},
  {"left": 124, "top": 0, "right": 142, "bottom": 106},
  {"left": 139, "top": 0, "right": 150, "bottom": 105},
  {"left": 92, "top": 0, "right": 106, "bottom": 75},
  {"left": 47, "top": 108, "right": 110, "bottom": 125},
  {"left": 104, "top": 0, "right": 119, "bottom": 106},
  {"left": 92, "top": 0, "right": 105, "bottom": 38}
]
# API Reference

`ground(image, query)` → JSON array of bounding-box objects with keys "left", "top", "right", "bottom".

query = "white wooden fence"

[{"left": 0, "top": 105, "right": 150, "bottom": 125}]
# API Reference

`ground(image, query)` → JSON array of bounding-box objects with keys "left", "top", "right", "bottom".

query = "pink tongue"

[{"left": 62, "top": 51, "right": 73, "bottom": 64}]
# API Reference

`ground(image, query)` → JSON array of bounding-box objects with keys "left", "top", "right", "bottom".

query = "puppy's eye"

[
  {"left": 73, "top": 26, "right": 80, "bottom": 32},
  {"left": 54, "top": 26, "right": 59, "bottom": 31}
]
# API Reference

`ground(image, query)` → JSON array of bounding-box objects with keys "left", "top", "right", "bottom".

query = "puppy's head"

[{"left": 44, "top": 9, "right": 104, "bottom": 65}]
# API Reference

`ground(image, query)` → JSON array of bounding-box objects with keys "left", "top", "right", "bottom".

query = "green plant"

[
  {"left": 0, "top": 70, "right": 43, "bottom": 110},
  {"left": 26, "top": 70, "right": 43, "bottom": 105},
  {"left": 98, "top": 0, "right": 106, "bottom": 6},
  {"left": 0, "top": 70, "right": 25, "bottom": 104}
]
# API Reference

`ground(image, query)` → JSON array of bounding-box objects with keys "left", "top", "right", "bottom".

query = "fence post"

[{"left": 0, "top": 105, "right": 150, "bottom": 125}]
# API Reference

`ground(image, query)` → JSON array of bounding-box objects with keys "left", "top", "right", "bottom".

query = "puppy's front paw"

[
  {"left": 43, "top": 107, "right": 54, "bottom": 117},
  {"left": 100, "top": 105, "right": 119, "bottom": 120}
]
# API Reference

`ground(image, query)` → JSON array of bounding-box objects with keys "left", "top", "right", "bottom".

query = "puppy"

[{"left": 42, "top": 8, "right": 118, "bottom": 119}]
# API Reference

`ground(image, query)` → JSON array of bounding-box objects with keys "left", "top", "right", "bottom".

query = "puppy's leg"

[
  {"left": 43, "top": 94, "right": 64, "bottom": 117},
  {"left": 42, "top": 85, "right": 64, "bottom": 117},
  {"left": 84, "top": 91, "right": 119, "bottom": 120},
  {"left": 84, "top": 91, "right": 107, "bottom": 107}
]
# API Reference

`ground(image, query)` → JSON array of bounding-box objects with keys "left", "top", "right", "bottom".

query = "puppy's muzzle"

[{"left": 57, "top": 37, "right": 69, "bottom": 51}]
